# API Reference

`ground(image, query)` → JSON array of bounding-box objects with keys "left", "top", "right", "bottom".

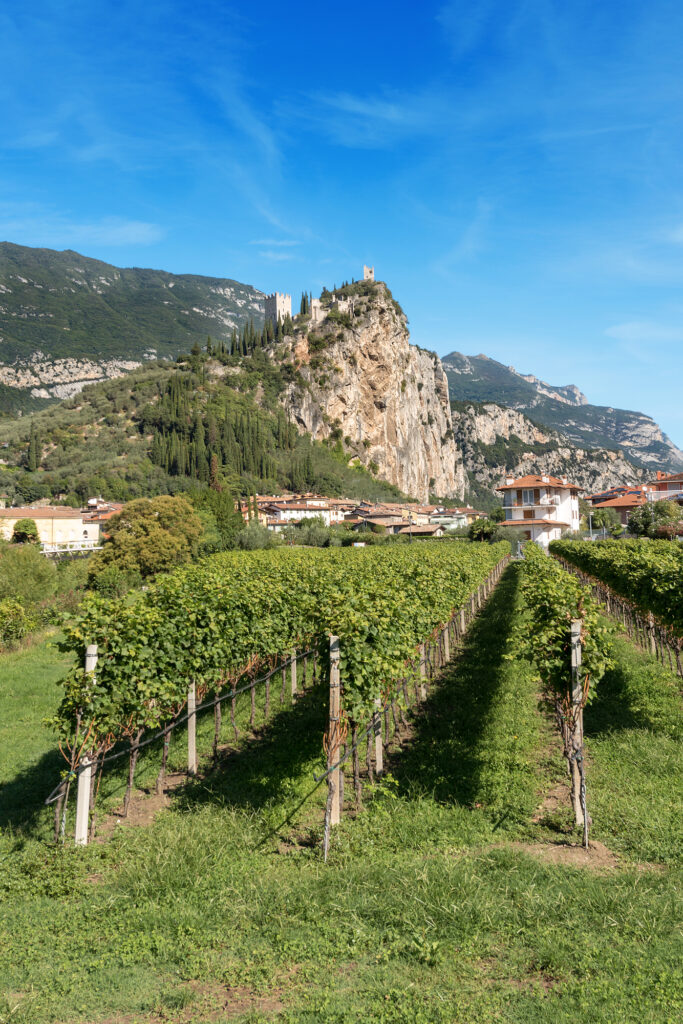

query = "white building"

[
  {"left": 0, "top": 507, "right": 101, "bottom": 550},
  {"left": 264, "top": 292, "right": 291, "bottom": 327},
  {"left": 263, "top": 501, "right": 333, "bottom": 528},
  {"left": 497, "top": 474, "right": 581, "bottom": 549}
]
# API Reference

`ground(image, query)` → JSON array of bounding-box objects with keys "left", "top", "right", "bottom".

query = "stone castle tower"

[
  {"left": 363, "top": 265, "right": 374, "bottom": 281},
  {"left": 264, "top": 291, "right": 291, "bottom": 326}
]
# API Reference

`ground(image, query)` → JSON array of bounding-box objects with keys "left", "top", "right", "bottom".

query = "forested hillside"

[
  {"left": 0, "top": 341, "right": 405, "bottom": 506},
  {"left": 0, "top": 242, "right": 264, "bottom": 413}
]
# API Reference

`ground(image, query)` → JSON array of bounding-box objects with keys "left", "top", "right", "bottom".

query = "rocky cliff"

[
  {"left": 452, "top": 400, "right": 645, "bottom": 504},
  {"left": 444, "top": 351, "right": 683, "bottom": 471},
  {"left": 277, "top": 281, "right": 465, "bottom": 501}
]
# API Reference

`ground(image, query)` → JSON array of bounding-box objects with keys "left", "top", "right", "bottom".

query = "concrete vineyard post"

[
  {"left": 290, "top": 649, "right": 297, "bottom": 701},
  {"left": 373, "top": 696, "right": 383, "bottom": 776},
  {"left": 419, "top": 645, "right": 427, "bottom": 699},
  {"left": 187, "top": 681, "right": 197, "bottom": 776},
  {"left": 74, "top": 644, "right": 97, "bottom": 846},
  {"left": 460, "top": 607, "right": 466, "bottom": 636},
  {"left": 443, "top": 622, "right": 450, "bottom": 662},
  {"left": 570, "top": 619, "right": 587, "bottom": 840},
  {"left": 329, "top": 636, "right": 341, "bottom": 826},
  {"left": 74, "top": 756, "right": 92, "bottom": 846}
]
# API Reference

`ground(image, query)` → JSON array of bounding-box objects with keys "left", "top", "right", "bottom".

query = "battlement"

[{"left": 264, "top": 291, "right": 292, "bottom": 325}]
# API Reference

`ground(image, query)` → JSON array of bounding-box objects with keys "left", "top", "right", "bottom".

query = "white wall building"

[
  {"left": 0, "top": 507, "right": 101, "bottom": 549},
  {"left": 497, "top": 474, "right": 581, "bottom": 549},
  {"left": 263, "top": 502, "right": 333, "bottom": 528}
]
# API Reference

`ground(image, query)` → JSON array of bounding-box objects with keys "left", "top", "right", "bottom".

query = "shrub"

[
  {"left": 0, "top": 598, "right": 36, "bottom": 650},
  {"left": 11, "top": 518, "right": 39, "bottom": 544}
]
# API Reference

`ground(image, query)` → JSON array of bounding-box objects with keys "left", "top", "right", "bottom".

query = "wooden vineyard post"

[
  {"left": 187, "top": 681, "right": 197, "bottom": 776},
  {"left": 290, "top": 649, "right": 297, "bottom": 701},
  {"left": 328, "top": 636, "right": 341, "bottom": 826},
  {"left": 374, "top": 697, "right": 383, "bottom": 776},
  {"left": 570, "top": 619, "right": 587, "bottom": 844},
  {"left": 74, "top": 644, "right": 97, "bottom": 846},
  {"left": 647, "top": 613, "right": 656, "bottom": 657}
]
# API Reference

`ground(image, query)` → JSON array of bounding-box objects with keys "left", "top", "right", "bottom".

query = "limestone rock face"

[
  {"left": 452, "top": 401, "right": 645, "bottom": 495},
  {"left": 0, "top": 351, "right": 144, "bottom": 399},
  {"left": 279, "top": 283, "right": 465, "bottom": 501}
]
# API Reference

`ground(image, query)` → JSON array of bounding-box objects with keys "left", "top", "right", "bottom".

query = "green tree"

[
  {"left": 628, "top": 500, "right": 683, "bottom": 537},
  {"left": 88, "top": 495, "right": 203, "bottom": 581},
  {"left": 591, "top": 507, "right": 623, "bottom": 537},
  {"left": 468, "top": 518, "right": 499, "bottom": 542},
  {"left": 11, "top": 518, "right": 40, "bottom": 544}
]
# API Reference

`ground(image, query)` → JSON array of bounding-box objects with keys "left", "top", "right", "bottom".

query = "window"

[
  {"left": 523, "top": 509, "right": 533, "bottom": 520},
  {"left": 522, "top": 489, "right": 534, "bottom": 505}
]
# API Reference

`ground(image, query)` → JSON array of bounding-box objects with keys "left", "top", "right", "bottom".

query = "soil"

[
  {"left": 95, "top": 772, "right": 187, "bottom": 841},
  {"left": 97, "top": 979, "right": 287, "bottom": 1023}
]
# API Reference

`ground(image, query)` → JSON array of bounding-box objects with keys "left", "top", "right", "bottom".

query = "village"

[{"left": 1, "top": 468, "right": 681, "bottom": 553}]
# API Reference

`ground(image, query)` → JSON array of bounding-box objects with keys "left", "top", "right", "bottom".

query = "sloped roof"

[{"left": 497, "top": 475, "right": 582, "bottom": 492}]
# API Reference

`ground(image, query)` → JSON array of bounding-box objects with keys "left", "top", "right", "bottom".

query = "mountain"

[
  {"left": 0, "top": 350, "right": 406, "bottom": 508},
  {"left": 443, "top": 352, "right": 683, "bottom": 471},
  {"left": 451, "top": 400, "right": 645, "bottom": 509},
  {"left": 0, "top": 242, "right": 264, "bottom": 413},
  {"left": 277, "top": 279, "right": 464, "bottom": 501}
]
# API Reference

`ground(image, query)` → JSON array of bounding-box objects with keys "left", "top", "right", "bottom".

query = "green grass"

[
  {"left": 0, "top": 630, "right": 74, "bottom": 835},
  {"left": 584, "top": 632, "right": 683, "bottom": 865},
  {"left": 0, "top": 567, "right": 681, "bottom": 1023}
]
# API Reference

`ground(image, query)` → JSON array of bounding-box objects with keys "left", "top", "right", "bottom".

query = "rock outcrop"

[
  {"left": 452, "top": 400, "right": 645, "bottom": 497},
  {"left": 277, "top": 282, "right": 465, "bottom": 501}
]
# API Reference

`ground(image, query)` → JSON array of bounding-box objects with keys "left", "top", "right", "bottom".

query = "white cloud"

[
  {"left": 257, "top": 250, "right": 297, "bottom": 262},
  {"left": 0, "top": 208, "right": 164, "bottom": 247},
  {"left": 604, "top": 320, "right": 683, "bottom": 343},
  {"left": 249, "top": 238, "right": 300, "bottom": 247}
]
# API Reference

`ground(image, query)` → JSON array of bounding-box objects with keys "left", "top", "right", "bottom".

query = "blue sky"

[{"left": 1, "top": 0, "right": 682, "bottom": 447}]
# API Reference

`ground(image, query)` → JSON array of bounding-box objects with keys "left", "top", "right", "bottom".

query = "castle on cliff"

[{"left": 265, "top": 265, "right": 374, "bottom": 327}]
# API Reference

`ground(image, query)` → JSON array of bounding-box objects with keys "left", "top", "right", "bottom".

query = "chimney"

[
  {"left": 505, "top": 476, "right": 514, "bottom": 486},
  {"left": 541, "top": 475, "right": 549, "bottom": 483},
  {"left": 561, "top": 477, "right": 568, "bottom": 485}
]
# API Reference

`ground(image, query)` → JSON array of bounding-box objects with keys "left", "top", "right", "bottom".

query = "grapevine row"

[
  {"left": 514, "top": 543, "right": 613, "bottom": 839},
  {"left": 53, "top": 542, "right": 510, "bottom": 783},
  {"left": 550, "top": 538, "right": 683, "bottom": 632}
]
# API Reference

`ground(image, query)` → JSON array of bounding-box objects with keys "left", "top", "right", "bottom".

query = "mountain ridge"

[
  {"left": 0, "top": 241, "right": 264, "bottom": 412},
  {"left": 443, "top": 351, "right": 683, "bottom": 471}
]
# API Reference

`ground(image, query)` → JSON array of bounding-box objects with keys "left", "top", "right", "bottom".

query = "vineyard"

[
  {"left": 551, "top": 538, "right": 683, "bottom": 676},
  {"left": 2, "top": 540, "right": 682, "bottom": 1023},
  {"left": 49, "top": 541, "right": 510, "bottom": 844}
]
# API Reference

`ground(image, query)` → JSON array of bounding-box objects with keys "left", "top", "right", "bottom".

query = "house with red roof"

[
  {"left": 496, "top": 474, "right": 582, "bottom": 549},
  {"left": 646, "top": 471, "right": 683, "bottom": 505}
]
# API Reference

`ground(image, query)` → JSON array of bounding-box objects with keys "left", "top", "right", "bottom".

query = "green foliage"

[
  {"left": 0, "top": 597, "right": 36, "bottom": 650},
  {"left": 512, "top": 543, "right": 613, "bottom": 705},
  {"left": 551, "top": 537, "right": 683, "bottom": 631},
  {"left": 0, "top": 241, "right": 263, "bottom": 415},
  {"left": 90, "top": 564, "right": 143, "bottom": 599},
  {"left": 628, "top": 499, "right": 683, "bottom": 537},
  {"left": 0, "top": 355, "right": 405, "bottom": 505},
  {"left": 11, "top": 518, "right": 39, "bottom": 544},
  {"left": 87, "top": 495, "right": 203, "bottom": 581},
  {"left": 54, "top": 542, "right": 509, "bottom": 759},
  {"left": 468, "top": 518, "right": 498, "bottom": 541}
]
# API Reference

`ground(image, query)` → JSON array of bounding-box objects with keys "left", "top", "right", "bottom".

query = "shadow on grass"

[
  {"left": 391, "top": 564, "right": 522, "bottom": 807},
  {"left": 0, "top": 746, "right": 66, "bottom": 839},
  {"left": 172, "top": 683, "right": 328, "bottom": 816}
]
